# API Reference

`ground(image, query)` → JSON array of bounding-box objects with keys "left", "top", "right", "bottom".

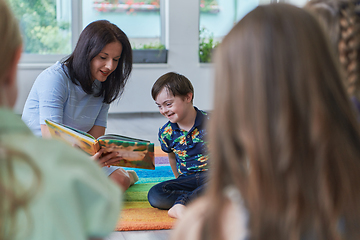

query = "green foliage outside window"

[
  {"left": 199, "top": 27, "right": 219, "bottom": 63},
  {"left": 132, "top": 42, "right": 165, "bottom": 50},
  {"left": 9, "top": 0, "right": 71, "bottom": 54},
  {"left": 200, "top": 0, "right": 219, "bottom": 13}
]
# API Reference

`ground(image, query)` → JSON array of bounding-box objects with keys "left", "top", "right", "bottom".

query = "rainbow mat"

[{"left": 115, "top": 147, "right": 176, "bottom": 231}]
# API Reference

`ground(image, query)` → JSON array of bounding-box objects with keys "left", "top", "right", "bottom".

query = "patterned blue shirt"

[{"left": 158, "top": 107, "right": 209, "bottom": 175}]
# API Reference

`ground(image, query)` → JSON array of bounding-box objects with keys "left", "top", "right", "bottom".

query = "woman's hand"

[{"left": 91, "top": 149, "right": 123, "bottom": 167}]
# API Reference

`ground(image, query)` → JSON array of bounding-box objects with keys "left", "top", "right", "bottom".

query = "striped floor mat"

[{"left": 115, "top": 147, "right": 176, "bottom": 231}]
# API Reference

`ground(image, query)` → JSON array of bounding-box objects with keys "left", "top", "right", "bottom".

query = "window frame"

[{"left": 19, "top": 0, "right": 167, "bottom": 64}]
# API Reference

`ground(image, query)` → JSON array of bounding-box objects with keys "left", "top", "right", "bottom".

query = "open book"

[{"left": 45, "top": 119, "right": 155, "bottom": 170}]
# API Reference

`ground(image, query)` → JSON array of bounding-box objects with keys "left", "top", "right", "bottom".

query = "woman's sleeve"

[
  {"left": 35, "top": 69, "right": 68, "bottom": 125},
  {"left": 94, "top": 103, "right": 110, "bottom": 128}
]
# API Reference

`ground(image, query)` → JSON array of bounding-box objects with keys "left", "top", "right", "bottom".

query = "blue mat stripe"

[{"left": 124, "top": 165, "right": 175, "bottom": 184}]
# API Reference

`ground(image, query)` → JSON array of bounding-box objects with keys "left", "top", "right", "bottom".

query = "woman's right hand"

[{"left": 91, "top": 149, "right": 123, "bottom": 167}]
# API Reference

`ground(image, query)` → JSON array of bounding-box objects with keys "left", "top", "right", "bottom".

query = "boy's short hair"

[{"left": 152, "top": 72, "right": 194, "bottom": 102}]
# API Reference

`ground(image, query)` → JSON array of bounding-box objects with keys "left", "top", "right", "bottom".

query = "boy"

[{"left": 147, "top": 72, "right": 209, "bottom": 219}]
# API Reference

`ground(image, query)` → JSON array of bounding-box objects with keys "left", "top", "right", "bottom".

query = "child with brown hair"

[
  {"left": 305, "top": 0, "right": 360, "bottom": 113},
  {"left": 147, "top": 72, "right": 209, "bottom": 219},
  {"left": 171, "top": 3, "right": 360, "bottom": 240}
]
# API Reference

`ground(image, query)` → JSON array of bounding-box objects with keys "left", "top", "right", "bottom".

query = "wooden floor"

[{"left": 106, "top": 112, "right": 173, "bottom": 239}]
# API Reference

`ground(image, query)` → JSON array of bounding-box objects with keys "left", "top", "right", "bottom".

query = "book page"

[
  {"left": 45, "top": 119, "right": 99, "bottom": 155},
  {"left": 98, "top": 134, "right": 150, "bottom": 143},
  {"left": 98, "top": 139, "right": 155, "bottom": 169}
]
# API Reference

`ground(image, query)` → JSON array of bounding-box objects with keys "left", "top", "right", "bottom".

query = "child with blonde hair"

[{"left": 0, "top": 1, "right": 121, "bottom": 239}]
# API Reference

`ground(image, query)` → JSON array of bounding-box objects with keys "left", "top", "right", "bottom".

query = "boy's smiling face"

[{"left": 155, "top": 87, "right": 192, "bottom": 124}]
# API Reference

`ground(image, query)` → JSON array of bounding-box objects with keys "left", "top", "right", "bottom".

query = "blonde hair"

[
  {"left": 305, "top": 0, "right": 360, "bottom": 100},
  {"left": 0, "top": 0, "right": 22, "bottom": 82},
  {"left": 202, "top": 3, "right": 360, "bottom": 240},
  {"left": 0, "top": 1, "right": 41, "bottom": 239}
]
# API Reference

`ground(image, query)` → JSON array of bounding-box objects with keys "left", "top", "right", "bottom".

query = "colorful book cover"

[{"left": 45, "top": 119, "right": 155, "bottom": 170}]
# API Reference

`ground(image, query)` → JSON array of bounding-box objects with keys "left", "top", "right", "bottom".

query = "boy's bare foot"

[
  {"left": 127, "top": 170, "right": 139, "bottom": 186},
  {"left": 168, "top": 204, "right": 186, "bottom": 219}
]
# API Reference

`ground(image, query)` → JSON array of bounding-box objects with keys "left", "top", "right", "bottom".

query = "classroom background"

[{"left": 12, "top": 0, "right": 307, "bottom": 116}]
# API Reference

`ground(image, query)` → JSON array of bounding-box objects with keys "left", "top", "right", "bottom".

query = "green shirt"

[{"left": 0, "top": 108, "right": 122, "bottom": 240}]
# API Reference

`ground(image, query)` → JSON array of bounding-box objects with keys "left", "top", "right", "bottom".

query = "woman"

[
  {"left": 22, "top": 20, "right": 137, "bottom": 190},
  {"left": 171, "top": 4, "right": 360, "bottom": 240},
  {"left": 0, "top": 0, "right": 121, "bottom": 239}
]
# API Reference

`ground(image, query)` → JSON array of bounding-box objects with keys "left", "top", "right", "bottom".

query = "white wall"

[{"left": 14, "top": 0, "right": 215, "bottom": 114}]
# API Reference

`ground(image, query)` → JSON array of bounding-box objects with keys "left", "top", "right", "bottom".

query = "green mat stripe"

[{"left": 124, "top": 177, "right": 175, "bottom": 202}]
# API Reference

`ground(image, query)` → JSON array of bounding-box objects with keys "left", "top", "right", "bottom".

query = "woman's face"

[{"left": 90, "top": 41, "right": 123, "bottom": 82}]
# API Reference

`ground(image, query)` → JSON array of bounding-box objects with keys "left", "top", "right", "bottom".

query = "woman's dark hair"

[{"left": 63, "top": 20, "right": 132, "bottom": 104}]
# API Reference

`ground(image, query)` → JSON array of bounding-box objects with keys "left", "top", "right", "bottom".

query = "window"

[
  {"left": 199, "top": 0, "right": 270, "bottom": 63},
  {"left": 85, "top": 0, "right": 166, "bottom": 63},
  {"left": 9, "top": 0, "right": 166, "bottom": 63},
  {"left": 286, "top": 0, "right": 308, "bottom": 7},
  {"left": 9, "top": 0, "right": 72, "bottom": 55},
  {"left": 85, "top": 0, "right": 163, "bottom": 49}
]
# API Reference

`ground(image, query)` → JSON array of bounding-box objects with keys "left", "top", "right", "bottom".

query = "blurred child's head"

[
  {"left": 305, "top": 0, "right": 360, "bottom": 99},
  {"left": 152, "top": 72, "right": 194, "bottom": 123},
  {"left": 304, "top": 0, "right": 340, "bottom": 48},
  {"left": 204, "top": 3, "right": 360, "bottom": 239},
  {"left": 0, "top": 0, "right": 22, "bottom": 108},
  {"left": 0, "top": 2, "right": 41, "bottom": 240}
]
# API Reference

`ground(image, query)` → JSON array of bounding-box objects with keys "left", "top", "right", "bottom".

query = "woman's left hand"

[{"left": 91, "top": 149, "right": 123, "bottom": 167}]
